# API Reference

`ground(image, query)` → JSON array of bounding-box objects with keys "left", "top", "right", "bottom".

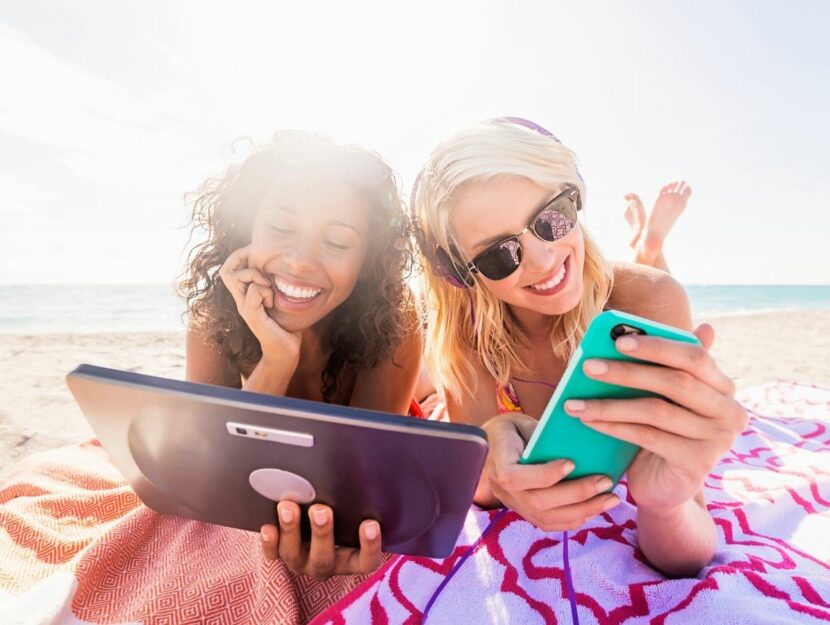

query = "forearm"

[
  {"left": 636, "top": 498, "right": 717, "bottom": 578},
  {"left": 241, "top": 355, "right": 297, "bottom": 396}
]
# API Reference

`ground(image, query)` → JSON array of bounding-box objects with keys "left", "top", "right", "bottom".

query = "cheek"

[
  {"left": 480, "top": 274, "right": 523, "bottom": 302},
  {"left": 327, "top": 248, "right": 366, "bottom": 292},
  {"left": 247, "top": 234, "right": 277, "bottom": 268}
]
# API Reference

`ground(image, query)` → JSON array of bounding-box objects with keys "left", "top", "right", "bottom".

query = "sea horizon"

[{"left": 1, "top": 284, "right": 829, "bottom": 335}]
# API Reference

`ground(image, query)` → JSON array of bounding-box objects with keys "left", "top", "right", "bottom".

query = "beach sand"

[{"left": 2, "top": 310, "right": 829, "bottom": 474}]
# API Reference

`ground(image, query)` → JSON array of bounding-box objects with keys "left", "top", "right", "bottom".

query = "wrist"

[
  {"left": 260, "top": 348, "right": 300, "bottom": 371},
  {"left": 637, "top": 497, "right": 697, "bottom": 522}
]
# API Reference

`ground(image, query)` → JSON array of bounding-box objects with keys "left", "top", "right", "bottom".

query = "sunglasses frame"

[{"left": 460, "top": 185, "right": 581, "bottom": 281}]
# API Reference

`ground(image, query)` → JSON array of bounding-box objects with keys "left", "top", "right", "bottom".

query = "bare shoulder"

[
  {"left": 185, "top": 323, "right": 241, "bottom": 388},
  {"left": 444, "top": 352, "right": 500, "bottom": 426},
  {"left": 350, "top": 296, "right": 423, "bottom": 415},
  {"left": 607, "top": 262, "right": 693, "bottom": 330}
]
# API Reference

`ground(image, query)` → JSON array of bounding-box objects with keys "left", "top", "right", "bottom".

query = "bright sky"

[{"left": 1, "top": 0, "right": 828, "bottom": 286}]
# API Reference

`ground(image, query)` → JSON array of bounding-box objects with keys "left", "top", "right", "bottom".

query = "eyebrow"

[
  {"left": 263, "top": 206, "right": 361, "bottom": 235},
  {"left": 470, "top": 192, "right": 557, "bottom": 251}
]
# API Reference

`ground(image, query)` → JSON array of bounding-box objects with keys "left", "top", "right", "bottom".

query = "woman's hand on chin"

[
  {"left": 476, "top": 412, "right": 620, "bottom": 531},
  {"left": 219, "top": 245, "right": 302, "bottom": 368},
  {"left": 565, "top": 323, "right": 748, "bottom": 513}
]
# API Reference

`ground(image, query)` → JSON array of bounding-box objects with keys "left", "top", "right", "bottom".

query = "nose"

[
  {"left": 518, "top": 230, "right": 555, "bottom": 273},
  {"left": 281, "top": 236, "right": 319, "bottom": 273}
]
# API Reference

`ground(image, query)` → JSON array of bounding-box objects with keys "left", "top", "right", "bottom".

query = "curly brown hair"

[{"left": 178, "top": 131, "right": 416, "bottom": 402}]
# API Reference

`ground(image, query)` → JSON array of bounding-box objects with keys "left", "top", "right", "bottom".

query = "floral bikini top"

[{"left": 496, "top": 381, "right": 524, "bottom": 414}]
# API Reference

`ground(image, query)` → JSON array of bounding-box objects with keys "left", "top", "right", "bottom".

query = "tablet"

[{"left": 66, "top": 364, "right": 487, "bottom": 558}]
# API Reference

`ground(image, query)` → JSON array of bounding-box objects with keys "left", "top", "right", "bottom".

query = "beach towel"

[
  {"left": 1, "top": 382, "right": 828, "bottom": 624},
  {"left": 313, "top": 381, "right": 830, "bottom": 624}
]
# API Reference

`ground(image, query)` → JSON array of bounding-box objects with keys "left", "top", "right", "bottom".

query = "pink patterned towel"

[
  {"left": 1, "top": 382, "right": 829, "bottom": 624},
  {"left": 312, "top": 382, "right": 830, "bottom": 625},
  {"left": 0, "top": 444, "right": 379, "bottom": 624}
]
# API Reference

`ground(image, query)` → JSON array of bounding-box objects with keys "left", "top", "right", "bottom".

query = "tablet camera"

[
  {"left": 235, "top": 427, "right": 247, "bottom": 435},
  {"left": 610, "top": 323, "right": 647, "bottom": 341}
]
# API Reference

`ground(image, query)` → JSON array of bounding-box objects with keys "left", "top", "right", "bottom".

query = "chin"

[
  {"left": 540, "top": 279, "right": 584, "bottom": 316},
  {"left": 267, "top": 309, "right": 315, "bottom": 333}
]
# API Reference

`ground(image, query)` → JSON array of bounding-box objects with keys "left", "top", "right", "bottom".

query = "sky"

[{"left": 1, "top": 0, "right": 829, "bottom": 286}]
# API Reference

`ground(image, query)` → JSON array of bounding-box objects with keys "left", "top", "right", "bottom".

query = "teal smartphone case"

[{"left": 519, "top": 310, "right": 701, "bottom": 485}]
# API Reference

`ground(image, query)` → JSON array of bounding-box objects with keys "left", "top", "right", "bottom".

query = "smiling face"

[
  {"left": 450, "top": 175, "right": 585, "bottom": 319},
  {"left": 247, "top": 171, "right": 371, "bottom": 333}
]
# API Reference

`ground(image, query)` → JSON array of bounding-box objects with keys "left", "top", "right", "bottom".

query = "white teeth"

[
  {"left": 530, "top": 264, "right": 566, "bottom": 290},
  {"left": 274, "top": 278, "right": 322, "bottom": 301}
]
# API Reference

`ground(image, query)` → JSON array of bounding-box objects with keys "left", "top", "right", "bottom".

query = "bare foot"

[
  {"left": 623, "top": 192, "right": 646, "bottom": 248},
  {"left": 638, "top": 181, "right": 692, "bottom": 262}
]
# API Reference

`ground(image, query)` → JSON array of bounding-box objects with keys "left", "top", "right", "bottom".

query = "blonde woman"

[{"left": 411, "top": 117, "right": 746, "bottom": 577}]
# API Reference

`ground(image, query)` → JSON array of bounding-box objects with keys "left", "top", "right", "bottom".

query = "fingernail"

[
  {"left": 596, "top": 477, "right": 613, "bottom": 492},
  {"left": 584, "top": 360, "right": 608, "bottom": 376},
  {"left": 561, "top": 461, "right": 575, "bottom": 475},
  {"left": 279, "top": 506, "right": 294, "bottom": 524},
  {"left": 565, "top": 399, "right": 586, "bottom": 413},
  {"left": 603, "top": 495, "right": 620, "bottom": 511},
  {"left": 364, "top": 521, "right": 379, "bottom": 540},
  {"left": 312, "top": 508, "right": 328, "bottom": 526},
  {"left": 617, "top": 336, "right": 638, "bottom": 352},
  {"left": 260, "top": 526, "right": 269, "bottom": 542}
]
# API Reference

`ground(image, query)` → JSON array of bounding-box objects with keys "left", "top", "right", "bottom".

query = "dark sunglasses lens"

[
  {"left": 476, "top": 239, "right": 522, "bottom": 280},
  {"left": 534, "top": 197, "right": 577, "bottom": 241}
]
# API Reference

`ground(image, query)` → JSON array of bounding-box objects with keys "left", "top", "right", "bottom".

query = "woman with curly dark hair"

[{"left": 179, "top": 130, "right": 422, "bottom": 583}]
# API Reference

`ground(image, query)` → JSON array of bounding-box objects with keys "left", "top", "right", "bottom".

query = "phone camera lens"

[
  {"left": 235, "top": 427, "right": 247, "bottom": 435},
  {"left": 610, "top": 323, "right": 647, "bottom": 341}
]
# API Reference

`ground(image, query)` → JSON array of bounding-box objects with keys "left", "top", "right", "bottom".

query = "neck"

[
  {"left": 300, "top": 317, "right": 332, "bottom": 364},
  {"left": 508, "top": 304, "right": 553, "bottom": 341}
]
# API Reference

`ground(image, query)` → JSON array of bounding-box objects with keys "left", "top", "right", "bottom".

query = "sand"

[{"left": 2, "top": 310, "right": 829, "bottom": 474}]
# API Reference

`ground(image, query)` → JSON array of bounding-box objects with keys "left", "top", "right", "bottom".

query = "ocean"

[{"left": 1, "top": 284, "right": 829, "bottom": 334}]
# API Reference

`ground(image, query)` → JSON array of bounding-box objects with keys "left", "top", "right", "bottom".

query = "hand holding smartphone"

[{"left": 519, "top": 310, "right": 701, "bottom": 486}]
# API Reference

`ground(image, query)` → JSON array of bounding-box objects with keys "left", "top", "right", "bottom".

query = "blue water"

[
  {"left": 0, "top": 284, "right": 829, "bottom": 334},
  {"left": 0, "top": 285, "right": 186, "bottom": 334},
  {"left": 685, "top": 285, "right": 830, "bottom": 317}
]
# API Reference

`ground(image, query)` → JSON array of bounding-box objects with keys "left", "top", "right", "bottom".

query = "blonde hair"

[{"left": 413, "top": 118, "right": 613, "bottom": 403}]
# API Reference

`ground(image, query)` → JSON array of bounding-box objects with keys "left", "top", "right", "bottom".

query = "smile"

[
  {"left": 525, "top": 255, "right": 570, "bottom": 296},
  {"left": 273, "top": 276, "right": 324, "bottom": 302}
]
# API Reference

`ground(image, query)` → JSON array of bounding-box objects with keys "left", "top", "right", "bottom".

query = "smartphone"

[{"left": 519, "top": 310, "right": 701, "bottom": 486}]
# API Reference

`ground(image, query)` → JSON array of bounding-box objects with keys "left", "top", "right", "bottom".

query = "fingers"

[
  {"left": 582, "top": 356, "right": 733, "bottom": 420},
  {"left": 612, "top": 332, "right": 735, "bottom": 397},
  {"left": 486, "top": 413, "right": 575, "bottom": 490},
  {"left": 337, "top": 519, "right": 383, "bottom": 574},
  {"left": 485, "top": 415, "right": 533, "bottom": 474},
  {"left": 224, "top": 245, "right": 251, "bottom": 272},
  {"left": 274, "top": 502, "right": 381, "bottom": 579},
  {"left": 508, "top": 477, "right": 620, "bottom": 532},
  {"left": 566, "top": 396, "right": 713, "bottom": 440},
  {"left": 218, "top": 246, "right": 271, "bottom": 309},
  {"left": 529, "top": 492, "right": 621, "bottom": 532},
  {"left": 276, "top": 501, "right": 307, "bottom": 572},
  {"left": 524, "top": 474, "right": 615, "bottom": 510},
  {"left": 694, "top": 323, "right": 716, "bottom": 352},
  {"left": 578, "top": 418, "right": 694, "bottom": 464},
  {"left": 490, "top": 457, "right": 575, "bottom": 493},
  {"left": 307, "top": 505, "right": 336, "bottom": 580},
  {"left": 244, "top": 280, "right": 274, "bottom": 313},
  {"left": 260, "top": 522, "right": 279, "bottom": 560}
]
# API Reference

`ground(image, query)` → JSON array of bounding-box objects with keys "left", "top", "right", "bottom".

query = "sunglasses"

[{"left": 460, "top": 186, "right": 581, "bottom": 281}]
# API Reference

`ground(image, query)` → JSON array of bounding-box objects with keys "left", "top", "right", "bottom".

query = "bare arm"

[
  {"left": 349, "top": 305, "right": 424, "bottom": 415},
  {"left": 186, "top": 325, "right": 241, "bottom": 388},
  {"left": 605, "top": 265, "right": 724, "bottom": 576}
]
